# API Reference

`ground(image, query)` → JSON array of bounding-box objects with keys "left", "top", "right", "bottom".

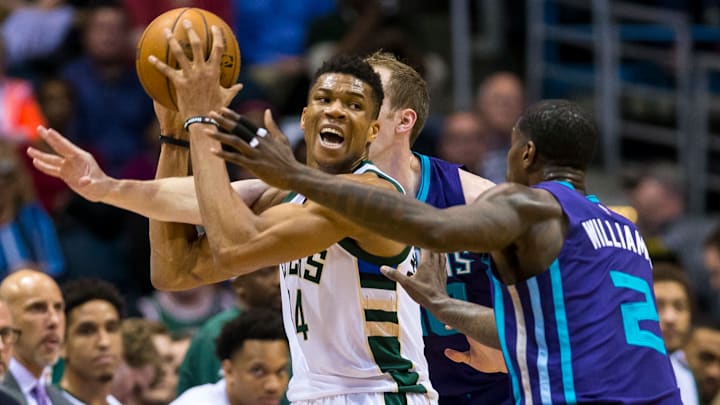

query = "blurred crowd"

[{"left": 0, "top": 0, "right": 719, "bottom": 404}]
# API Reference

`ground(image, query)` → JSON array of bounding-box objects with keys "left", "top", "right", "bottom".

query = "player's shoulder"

[
  {"left": 457, "top": 168, "right": 495, "bottom": 202},
  {"left": 340, "top": 170, "right": 403, "bottom": 192}
]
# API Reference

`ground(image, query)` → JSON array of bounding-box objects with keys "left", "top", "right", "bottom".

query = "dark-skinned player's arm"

[
  {"left": 379, "top": 248, "right": 502, "bottom": 349},
  {"left": 208, "top": 109, "right": 562, "bottom": 254}
]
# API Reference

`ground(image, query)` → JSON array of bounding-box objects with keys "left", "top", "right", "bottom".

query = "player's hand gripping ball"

[{"left": 135, "top": 7, "right": 241, "bottom": 110}]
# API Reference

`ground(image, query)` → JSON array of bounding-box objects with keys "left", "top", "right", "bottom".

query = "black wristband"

[
  {"left": 183, "top": 116, "right": 220, "bottom": 131},
  {"left": 158, "top": 135, "right": 190, "bottom": 148}
]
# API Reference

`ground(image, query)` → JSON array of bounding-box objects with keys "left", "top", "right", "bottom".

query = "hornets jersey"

[
  {"left": 280, "top": 161, "right": 436, "bottom": 403},
  {"left": 490, "top": 181, "right": 681, "bottom": 404},
  {"left": 415, "top": 153, "right": 512, "bottom": 404}
]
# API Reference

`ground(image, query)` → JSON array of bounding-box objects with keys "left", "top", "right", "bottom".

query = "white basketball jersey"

[{"left": 279, "top": 161, "right": 436, "bottom": 402}]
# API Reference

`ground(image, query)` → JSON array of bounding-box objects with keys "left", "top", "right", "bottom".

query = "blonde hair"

[{"left": 366, "top": 52, "right": 429, "bottom": 145}]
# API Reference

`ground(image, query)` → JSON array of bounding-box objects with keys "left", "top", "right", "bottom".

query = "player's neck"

[
  {"left": 372, "top": 146, "right": 419, "bottom": 195},
  {"left": 62, "top": 372, "right": 113, "bottom": 404},
  {"left": 539, "top": 165, "right": 587, "bottom": 193}
]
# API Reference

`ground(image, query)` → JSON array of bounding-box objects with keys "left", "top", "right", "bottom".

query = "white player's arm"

[
  {"left": 457, "top": 168, "right": 495, "bottom": 203},
  {"left": 101, "top": 176, "right": 268, "bottom": 224},
  {"left": 27, "top": 126, "right": 267, "bottom": 225},
  {"left": 148, "top": 101, "right": 246, "bottom": 291}
]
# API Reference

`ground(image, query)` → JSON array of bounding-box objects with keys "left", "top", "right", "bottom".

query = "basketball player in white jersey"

[{"left": 30, "top": 23, "right": 437, "bottom": 404}]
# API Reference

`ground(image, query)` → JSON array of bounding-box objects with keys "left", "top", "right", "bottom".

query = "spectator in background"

[
  {"left": 111, "top": 318, "right": 161, "bottom": 405},
  {"left": 141, "top": 322, "right": 189, "bottom": 405},
  {"left": 177, "top": 266, "right": 281, "bottom": 396},
  {"left": 626, "top": 162, "right": 718, "bottom": 322},
  {"left": 171, "top": 309, "right": 289, "bottom": 405},
  {"left": 0, "top": 37, "right": 47, "bottom": 144},
  {"left": 0, "top": 269, "right": 71, "bottom": 405},
  {"left": 436, "top": 111, "right": 486, "bottom": 175},
  {"left": 61, "top": 1, "right": 154, "bottom": 177},
  {"left": 30, "top": 77, "right": 75, "bottom": 214},
  {"left": 59, "top": 278, "right": 125, "bottom": 405},
  {"left": 232, "top": 0, "right": 336, "bottom": 115},
  {"left": 0, "top": 299, "right": 18, "bottom": 380},
  {"left": 703, "top": 226, "right": 720, "bottom": 323},
  {"left": 474, "top": 71, "right": 524, "bottom": 183},
  {"left": 653, "top": 263, "right": 700, "bottom": 405},
  {"left": 685, "top": 325, "right": 720, "bottom": 405},
  {"left": 0, "top": 139, "right": 64, "bottom": 277},
  {"left": 137, "top": 284, "right": 233, "bottom": 337},
  {"left": 0, "top": 0, "right": 76, "bottom": 78}
]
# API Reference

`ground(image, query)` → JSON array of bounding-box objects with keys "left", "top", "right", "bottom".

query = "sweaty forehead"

[{"left": 313, "top": 73, "right": 370, "bottom": 97}]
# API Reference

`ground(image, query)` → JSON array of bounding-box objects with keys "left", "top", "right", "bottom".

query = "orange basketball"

[{"left": 135, "top": 8, "right": 241, "bottom": 111}]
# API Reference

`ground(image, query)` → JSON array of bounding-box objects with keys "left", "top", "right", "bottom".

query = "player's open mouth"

[{"left": 319, "top": 126, "right": 345, "bottom": 149}]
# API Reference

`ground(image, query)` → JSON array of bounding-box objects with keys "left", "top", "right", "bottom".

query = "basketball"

[{"left": 135, "top": 8, "right": 241, "bottom": 110}]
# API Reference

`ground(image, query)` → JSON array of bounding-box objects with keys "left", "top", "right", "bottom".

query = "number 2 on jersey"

[
  {"left": 610, "top": 270, "right": 666, "bottom": 355},
  {"left": 294, "top": 289, "right": 309, "bottom": 340}
]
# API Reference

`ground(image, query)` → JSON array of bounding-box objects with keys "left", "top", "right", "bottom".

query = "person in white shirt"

[
  {"left": 59, "top": 278, "right": 125, "bottom": 405},
  {"left": 172, "top": 309, "right": 288, "bottom": 405},
  {"left": 653, "top": 262, "right": 700, "bottom": 405}
]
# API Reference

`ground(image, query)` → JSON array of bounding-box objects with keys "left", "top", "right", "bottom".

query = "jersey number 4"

[
  {"left": 294, "top": 289, "right": 309, "bottom": 340},
  {"left": 610, "top": 270, "right": 666, "bottom": 355}
]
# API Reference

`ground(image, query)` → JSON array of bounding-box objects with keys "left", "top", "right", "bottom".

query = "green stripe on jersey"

[
  {"left": 368, "top": 336, "right": 427, "bottom": 394},
  {"left": 365, "top": 309, "right": 399, "bottom": 323},
  {"left": 360, "top": 274, "right": 396, "bottom": 290},
  {"left": 384, "top": 393, "right": 408, "bottom": 405}
]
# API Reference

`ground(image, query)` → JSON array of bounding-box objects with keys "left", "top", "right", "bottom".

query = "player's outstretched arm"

[
  {"left": 208, "top": 111, "right": 562, "bottom": 254},
  {"left": 27, "top": 125, "right": 265, "bottom": 224},
  {"left": 381, "top": 249, "right": 500, "bottom": 349}
]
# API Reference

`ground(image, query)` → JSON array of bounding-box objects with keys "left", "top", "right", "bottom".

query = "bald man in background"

[{"left": 0, "top": 269, "right": 71, "bottom": 405}]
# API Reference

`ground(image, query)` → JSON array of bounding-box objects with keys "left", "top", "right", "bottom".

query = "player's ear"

[
  {"left": 523, "top": 140, "right": 537, "bottom": 169},
  {"left": 221, "top": 359, "right": 234, "bottom": 378},
  {"left": 300, "top": 107, "right": 307, "bottom": 130},
  {"left": 367, "top": 120, "right": 380, "bottom": 144},
  {"left": 397, "top": 108, "right": 417, "bottom": 134}
]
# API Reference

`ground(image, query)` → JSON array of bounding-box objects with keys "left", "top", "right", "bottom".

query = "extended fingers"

[
  {"left": 183, "top": 20, "right": 205, "bottom": 64},
  {"left": 420, "top": 249, "right": 446, "bottom": 269},
  {"left": 218, "top": 107, "right": 242, "bottom": 123},
  {"left": 162, "top": 27, "right": 189, "bottom": 72},
  {"left": 208, "top": 25, "right": 225, "bottom": 66},
  {"left": 29, "top": 156, "right": 61, "bottom": 178},
  {"left": 207, "top": 127, "right": 255, "bottom": 154},
  {"left": 211, "top": 109, "right": 242, "bottom": 134},
  {"left": 264, "top": 109, "right": 282, "bottom": 138},
  {"left": 36, "top": 126, "right": 79, "bottom": 157},
  {"left": 380, "top": 265, "right": 407, "bottom": 283},
  {"left": 26, "top": 147, "right": 63, "bottom": 167}
]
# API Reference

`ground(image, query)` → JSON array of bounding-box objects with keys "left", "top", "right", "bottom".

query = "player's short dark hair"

[
  {"left": 311, "top": 55, "right": 384, "bottom": 119},
  {"left": 62, "top": 278, "right": 125, "bottom": 320},
  {"left": 517, "top": 99, "right": 597, "bottom": 170},
  {"left": 215, "top": 308, "right": 286, "bottom": 361}
]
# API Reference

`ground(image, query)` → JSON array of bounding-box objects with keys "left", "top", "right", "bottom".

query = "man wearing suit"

[
  {"left": 0, "top": 298, "right": 23, "bottom": 405},
  {"left": 0, "top": 269, "right": 71, "bottom": 405}
]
